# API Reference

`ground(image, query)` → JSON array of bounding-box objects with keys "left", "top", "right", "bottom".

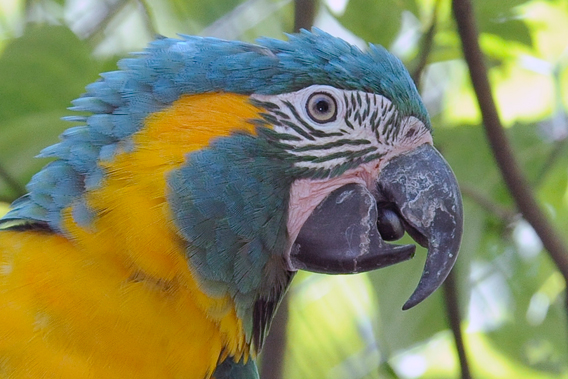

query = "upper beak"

[{"left": 290, "top": 144, "right": 463, "bottom": 309}]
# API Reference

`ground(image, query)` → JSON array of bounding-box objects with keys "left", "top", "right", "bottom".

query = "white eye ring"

[{"left": 305, "top": 92, "right": 337, "bottom": 124}]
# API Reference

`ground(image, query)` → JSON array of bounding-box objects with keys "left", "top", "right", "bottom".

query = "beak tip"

[
  {"left": 401, "top": 278, "right": 443, "bottom": 310},
  {"left": 378, "top": 144, "right": 463, "bottom": 310},
  {"left": 402, "top": 296, "right": 427, "bottom": 310},
  {"left": 401, "top": 300, "right": 416, "bottom": 311},
  {"left": 401, "top": 241, "right": 461, "bottom": 310}
]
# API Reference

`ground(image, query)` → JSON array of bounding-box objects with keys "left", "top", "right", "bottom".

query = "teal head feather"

[
  {"left": 0, "top": 28, "right": 428, "bottom": 231},
  {"left": 0, "top": 28, "right": 428, "bottom": 232}
]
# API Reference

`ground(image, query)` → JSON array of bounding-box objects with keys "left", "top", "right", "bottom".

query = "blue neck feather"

[{"left": 167, "top": 131, "right": 294, "bottom": 341}]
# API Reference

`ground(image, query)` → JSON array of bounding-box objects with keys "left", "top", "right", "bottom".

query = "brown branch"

[
  {"left": 533, "top": 138, "right": 568, "bottom": 187},
  {"left": 379, "top": 361, "right": 401, "bottom": 379},
  {"left": 443, "top": 271, "right": 472, "bottom": 379},
  {"left": 83, "top": 0, "right": 130, "bottom": 40},
  {"left": 452, "top": 0, "right": 568, "bottom": 325},
  {"left": 259, "top": 295, "right": 289, "bottom": 379},
  {"left": 136, "top": 0, "right": 158, "bottom": 37},
  {"left": 460, "top": 185, "right": 518, "bottom": 224},
  {"left": 408, "top": 4, "right": 471, "bottom": 375},
  {"left": 258, "top": 4, "right": 318, "bottom": 378},
  {"left": 411, "top": 0, "right": 442, "bottom": 86},
  {"left": 294, "top": 0, "right": 317, "bottom": 32}
]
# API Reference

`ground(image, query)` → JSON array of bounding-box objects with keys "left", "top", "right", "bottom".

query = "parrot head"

[
  {"left": 251, "top": 84, "right": 462, "bottom": 310},
  {"left": 1, "top": 29, "right": 462, "bottom": 357}
]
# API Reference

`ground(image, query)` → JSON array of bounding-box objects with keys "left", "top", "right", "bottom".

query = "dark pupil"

[{"left": 315, "top": 100, "right": 329, "bottom": 114}]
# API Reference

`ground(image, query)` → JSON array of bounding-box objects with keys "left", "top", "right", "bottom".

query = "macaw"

[{"left": 0, "top": 29, "right": 462, "bottom": 378}]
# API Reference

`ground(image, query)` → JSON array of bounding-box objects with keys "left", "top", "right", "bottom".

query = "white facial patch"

[{"left": 251, "top": 85, "right": 432, "bottom": 171}]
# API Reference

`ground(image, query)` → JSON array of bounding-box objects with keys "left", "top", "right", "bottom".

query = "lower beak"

[{"left": 290, "top": 144, "right": 463, "bottom": 309}]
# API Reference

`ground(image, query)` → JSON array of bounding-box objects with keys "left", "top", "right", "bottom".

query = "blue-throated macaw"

[{"left": 0, "top": 29, "right": 463, "bottom": 378}]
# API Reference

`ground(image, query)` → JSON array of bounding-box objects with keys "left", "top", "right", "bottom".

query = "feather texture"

[
  {"left": 0, "top": 93, "right": 263, "bottom": 377},
  {"left": 0, "top": 29, "right": 432, "bottom": 378},
  {"left": 0, "top": 29, "right": 427, "bottom": 232}
]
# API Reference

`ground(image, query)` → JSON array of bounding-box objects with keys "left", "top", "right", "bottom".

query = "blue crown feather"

[{"left": 0, "top": 28, "right": 428, "bottom": 231}]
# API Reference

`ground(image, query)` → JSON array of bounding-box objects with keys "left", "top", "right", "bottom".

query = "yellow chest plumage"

[{"left": 0, "top": 93, "right": 260, "bottom": 378}]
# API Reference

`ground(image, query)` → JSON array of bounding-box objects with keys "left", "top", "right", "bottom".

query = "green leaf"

[
  {"left": 0, "top": 202, "right": 8, "bottom": 217},
  {"left": 369, "top": 243, "right": 448, "bottom": 353},
  {"left": 334, "top": 0, "right": 405, "bottom": 48},
  {"left": 483, "top": 19, "right": 532, "bottom": 46},
  {"left": 238, "top": 1, "right": 294, "bottom": 42},
  {"left": 474, "top": 0, "right": 533, "bottom": 46},
  {"left": 0, "top": 111, "right": 69, "bottom": 200},
  {"left": 0, "top": 24, "right": 101, "bottom": 200},
  {"left": 284, "top": 273, "right": 383, "bottom": 379},
  {"left": 170, "top": 0, "right": 248, "bottom": 30},
  {"left": 485, "top": 251, "right": 568, "bottom": 374},
  {"left": 434, "top": 122, "right": 568, "bottom": 374},
  {"left": 0, "top": 24, "right": 99, "bottom": 123}
]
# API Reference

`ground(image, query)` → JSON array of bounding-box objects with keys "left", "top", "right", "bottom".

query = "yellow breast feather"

[{"left": 0, "top": 93, "right": 260, "bottom": 378}]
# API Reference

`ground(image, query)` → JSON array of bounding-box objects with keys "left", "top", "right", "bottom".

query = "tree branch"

[
  {"left": 533, "top": 138, "right": 568, "bottom": 187},
  {"left": 259, "top": 295, "right": 289, "bottom": 379},
  {"left": 460, "top": 185, "right": 518, "bottom": 224},
  {"left": 294, "top": 0, "right": 317, "bottom": 32},
  {"left": 136, "top": 0, "right": 158, "bottom": 37},
  {"left": 452, "top": 0, "right": 568, "bottom": 325},
  {"left": 83, "top": 0, "right": 130, "bottom": 40},
  {"left": 443, "top": 271, "right": 472, "bottom": 379},
  {"left": 379, "top": 361, "right": 401, "bottom": 379},
  {"left": 411, "top": 0, "right": 441, "bottom": 86},
  {"left": 407, "top": 5, "right": 472, "bottom": 375},
  {"left": 258, "top": 4, "right": 318, "bottom": 378}
]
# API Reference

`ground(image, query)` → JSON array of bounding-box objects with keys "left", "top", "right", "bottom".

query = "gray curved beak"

[
  {"left": 291, "top": 144, "right": 463, "bottom": 309},
  {"left": 377, "top": 144, "right": 463, "bottom": 309},
  {"left": 291, "top": 183, "right": 416, "bottom": 274}
]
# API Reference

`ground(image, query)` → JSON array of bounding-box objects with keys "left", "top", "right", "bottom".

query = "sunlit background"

[{"left": 0, "top": 0, "right": 567, "bottom": 378}]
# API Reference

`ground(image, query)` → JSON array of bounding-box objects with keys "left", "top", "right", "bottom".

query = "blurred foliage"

[
  {"left": 0, "top": 202, "right": 8, "bottom": 218},
  {"left": 0, "top": 0, "right": 567, "bottom": 378}
]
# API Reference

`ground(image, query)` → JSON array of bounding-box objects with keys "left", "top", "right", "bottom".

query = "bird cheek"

[{"left": 288, "top": 143, "right": 463, "bottom": 310}]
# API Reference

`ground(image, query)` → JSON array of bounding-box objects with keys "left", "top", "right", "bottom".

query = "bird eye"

[{"left": 306, "top": 92, "right": 337, "bottom": 124}]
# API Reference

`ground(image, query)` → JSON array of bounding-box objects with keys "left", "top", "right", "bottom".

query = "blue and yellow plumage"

[{"left": 0, "top": 29, "right": 463, "bottom": 378}]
